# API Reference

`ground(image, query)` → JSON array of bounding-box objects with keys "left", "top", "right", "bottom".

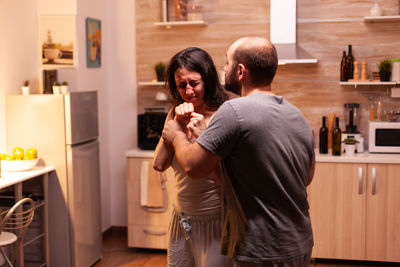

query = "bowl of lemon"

[{"left": 1, "top": 147, "right": 39, "bottom": 172}]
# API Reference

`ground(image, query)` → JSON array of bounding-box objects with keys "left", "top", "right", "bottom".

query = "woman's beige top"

[{"left": 171, "top": 156, "right": 222, "bottom": 215}]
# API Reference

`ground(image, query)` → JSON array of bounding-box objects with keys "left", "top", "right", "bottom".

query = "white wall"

[
  {"left": 104, "top": 0, "right": 137, "bottom": 227},
  {"left": 77, "top": 0, "right": 138, "bottom": 228},
  {"left": 76, "top": 0, "right": 112, "bottom": 231},
  {"left": 0, "top": 0, "right": 137, "bottom": 231},
  {"left": 0, "top": 0, "right": 39, "bottom": 152}
]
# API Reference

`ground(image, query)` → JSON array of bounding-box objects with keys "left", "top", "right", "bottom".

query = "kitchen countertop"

[
  {"left": 125, "top": 148, "right": 400, "bottom": 164},
  {"left": 125, "top": 148, "right": 155, "bottom": 158},
  {"left": 315, "top": 150, "right": 400, "bottom": 164},
  {"left": 0, "top": 165, "right": 55, "bottom": 189}
]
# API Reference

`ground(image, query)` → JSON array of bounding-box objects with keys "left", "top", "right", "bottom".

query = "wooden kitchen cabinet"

[
  {"left": 126, "top": 157, "right": 175, "bottom": 249},
  {"left": 308, "top": 162, "right": 367, "bottom": 260},
  {"left": 308, "top": 162, "right": 400, "bottom": 262},
  {"left": 365, "top": 164, "right": 400, "bottom": 262}
]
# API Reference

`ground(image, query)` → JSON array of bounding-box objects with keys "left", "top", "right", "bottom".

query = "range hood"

[{"left": 270, "top": 0, "right": 318, "bottom": 65}]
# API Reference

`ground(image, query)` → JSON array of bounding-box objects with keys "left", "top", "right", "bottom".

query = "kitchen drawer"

[
  {"left": 126, "top": 171, "right": 175, "bottom": 204},
  {"left": 126, "top": 157, "right": 175, "bottom": 249},
  {"left": 128, "top": 224, "right": 169, "bottom": 249},
  {"left": 127, "top": 201, "right": 173, "bottom": 225}
]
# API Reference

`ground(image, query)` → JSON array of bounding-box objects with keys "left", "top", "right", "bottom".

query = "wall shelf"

[
  {"left": 340, "top": 81, "right": 397, "bottom": 88},
  {"left": 153, "top": 20, "right": 207, "bottom": 28},
  {"left": 138, "top": 81, "right": 165, "bottom": 86},
  {"left": 364, "top": 15, "right": 400, "bottom": 23}
]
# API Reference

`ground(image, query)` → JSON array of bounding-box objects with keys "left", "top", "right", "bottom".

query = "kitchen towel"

[{"left": 140, "top": 160, "right": 163, "bottom": 207}]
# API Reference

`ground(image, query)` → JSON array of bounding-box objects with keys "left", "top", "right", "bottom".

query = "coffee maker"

[{"left": 342, "top": 103, "right": 364, "bottom": 153}]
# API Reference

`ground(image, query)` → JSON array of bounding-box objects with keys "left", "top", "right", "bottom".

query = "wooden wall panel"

[
  {"left": 136, "top": 0, "right": 400, "bottom": 143},
  {"left": 136, "top": 0, "right": 269, "bottom": 81},
  {"left": 298, "top": 0, "right": 399, "bottom": 19}
]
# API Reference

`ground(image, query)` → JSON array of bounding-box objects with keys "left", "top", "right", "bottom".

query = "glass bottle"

[
  {"left": 346, "top": 45, "right": 354, "bottom": 80},
  {"left": 340, "top": 51, "right": 347, "bottom": 81},
  {"left": 319, "top": 116, "right": 328, "bottom": 154},
  {"left": 332, "top": 117, "right": 342, "bottom": 156}
]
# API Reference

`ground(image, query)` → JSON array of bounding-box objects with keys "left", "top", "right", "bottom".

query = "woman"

[{"left": 153, "top": 47, "right": 230, "bottom": 267}]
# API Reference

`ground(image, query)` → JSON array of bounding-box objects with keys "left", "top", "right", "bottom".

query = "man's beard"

[{"left": 224, "top": 66, "right": 241, "bottom": 95}]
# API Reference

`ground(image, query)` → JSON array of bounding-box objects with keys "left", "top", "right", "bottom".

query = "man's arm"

[{"left": 163, "top": 120, "right": 222, "bottom": 179}]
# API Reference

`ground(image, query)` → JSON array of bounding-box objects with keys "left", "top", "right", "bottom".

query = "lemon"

[
  {"left": 12, "top": 147, "right": 23, "bottom": 154},
  {"left": 12, "top": 147, "right": 24, "bottom": 160},
  {"left": 0, "top": 153, "right": 7, "bottom": 160},
  {"left": 5, "top": 155, "right": 14, "bottom": 160},
  {"left": 25, "top": 148, "right": 38, "bottom": 159}
]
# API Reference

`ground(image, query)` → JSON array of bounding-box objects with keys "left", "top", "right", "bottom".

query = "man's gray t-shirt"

[{"left": 197, "top": 93, "right": 314, "bottom": 262}]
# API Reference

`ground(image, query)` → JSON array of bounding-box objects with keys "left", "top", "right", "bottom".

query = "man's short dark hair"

[{"left": 233, "top": 44, "right": 278, "bottom": 86}]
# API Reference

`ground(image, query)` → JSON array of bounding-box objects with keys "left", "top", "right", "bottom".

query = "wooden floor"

[
  {"left": 93, "top": 227, "right": 400, "bottom": 267},
  {"left": 93, "top": 227, "right": 167, "bottom": 267}
]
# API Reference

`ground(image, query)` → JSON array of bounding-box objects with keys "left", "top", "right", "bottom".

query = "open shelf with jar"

[
  {"left": 339, "top": 44, "right": 399, "bottom": 88},
  {"left": 154, "top": 0, "right": 207, "bottom": 28}
]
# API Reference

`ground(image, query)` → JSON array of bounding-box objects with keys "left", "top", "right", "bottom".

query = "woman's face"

[{"left": 174, "top": 67, "right": 205, "bottom": 109}]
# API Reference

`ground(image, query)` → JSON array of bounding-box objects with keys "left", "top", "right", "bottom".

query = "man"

[{"left": 162, "top": 36, "right": 315, "bottom": 267}]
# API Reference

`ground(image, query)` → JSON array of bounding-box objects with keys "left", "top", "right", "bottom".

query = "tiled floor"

[{"left": 94, "top": 227, "right": 400, "bottom": 267}]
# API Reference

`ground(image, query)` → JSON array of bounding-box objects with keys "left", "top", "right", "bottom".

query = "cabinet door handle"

[
  {"left": 143, "top": 229, "right": 167, "bottom": 236},
  {"left": 358, "top": 167, "right": 363, "bottom": 195},
  {"left": 372, "top": 167, "right": 377, "bottom": 195}
]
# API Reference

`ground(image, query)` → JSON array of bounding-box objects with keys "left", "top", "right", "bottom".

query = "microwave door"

[
  {"left": 369, "top": 121, "right": 400, "bottom": 153},
  {"left": 376, "top": 129, "right": 400, "bottom": 147}
]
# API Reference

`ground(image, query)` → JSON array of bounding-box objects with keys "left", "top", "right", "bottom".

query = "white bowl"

[{"left": 1, "top": 159, "right": 39, "bottom": 172}]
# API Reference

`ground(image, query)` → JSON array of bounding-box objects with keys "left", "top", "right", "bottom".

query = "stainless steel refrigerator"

[{"left": 6, "top": 92, "right": 102, "bottom": 267}]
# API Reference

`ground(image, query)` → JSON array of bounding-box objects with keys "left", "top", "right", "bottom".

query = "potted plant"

[
  {"left": 21, "top": 80, "right": 30, "bottom": 95},
  {"left": 52, "top": 81, "right": 61, "bottom": 94},
  {"left": 154, "top": 62, "right": 166, "bottom": 82},
  {"left": 378, "top": 59, "right": 392, "bottom": 81},
  {"left": 61, "top": 81, "right": 69, "bottom": 94},
  {"left": 343, "top": 137, "right": 359, "bottom": 156}
]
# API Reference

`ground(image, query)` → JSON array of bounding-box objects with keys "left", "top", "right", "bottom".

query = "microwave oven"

[
  {"left": 138, "top": 109, "right": 167, "bottom": 150},
  {"left": 368, "top": 121, "right": 400, "bottom": 153}
]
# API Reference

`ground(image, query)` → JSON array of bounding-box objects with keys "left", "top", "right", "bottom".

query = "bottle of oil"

[
  {"left": 346, "top": 45, "right": 354, "bottom": 80},
  {"left": 319, "top": 116, "right": 328, "bottom": 154},
  {"left": 340, "top": 51, "right": 347, "bottom": 81},
  {"left": 332, "top": 117, "right": 342, "bottom": 156}
]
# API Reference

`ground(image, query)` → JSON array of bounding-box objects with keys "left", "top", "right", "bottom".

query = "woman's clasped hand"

[{"left": 174, "top": 102, "right": 206, "bottom": 139}]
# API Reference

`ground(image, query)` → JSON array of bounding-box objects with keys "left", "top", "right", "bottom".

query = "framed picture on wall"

[
  {"left": 86, "top": 18, "right": 101, "bottom": 68},
  {"left": 39, "top": 15, "right": 75, "bottom": 67}
]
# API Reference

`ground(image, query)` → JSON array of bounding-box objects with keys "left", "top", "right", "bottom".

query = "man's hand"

[
  {"left": 187, "top": 112, "right": 206, "bottom": 139},
  {"left": 162, "top": 119, "right": 186, "bottom": 145}
]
